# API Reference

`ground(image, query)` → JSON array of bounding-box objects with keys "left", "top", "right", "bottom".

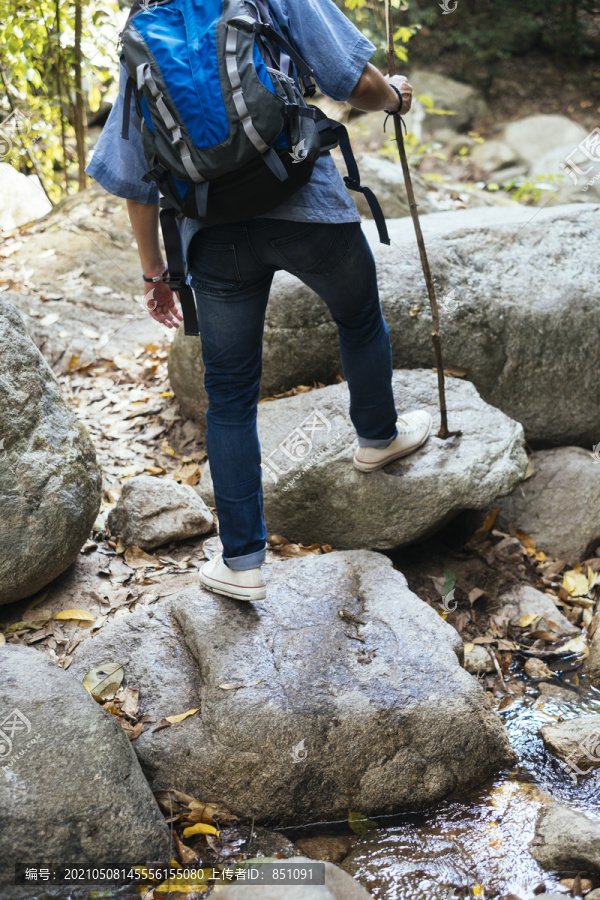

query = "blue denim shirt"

[{"left": 86, "top": 0, "right": 375, "bottom": 258}]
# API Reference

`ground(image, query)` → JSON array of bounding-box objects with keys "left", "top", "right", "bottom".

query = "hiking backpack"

[{"left": 120, "top": 0, "right": 390, "bottom": 334}]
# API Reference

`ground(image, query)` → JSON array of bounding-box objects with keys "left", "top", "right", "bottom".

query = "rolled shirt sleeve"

[
  {"left": 86, "top": 61, "right": 159, "bottom": 204},
  {"left": 272, "top": 0, "right": 376, "bottom": 101}
]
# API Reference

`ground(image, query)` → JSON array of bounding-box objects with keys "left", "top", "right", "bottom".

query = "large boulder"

[
  {"left": 529, "top": 140, "right": 600, "bottom": 205},
  {"left": 470, "top": 138, "right": 519, "bottom": 173},
  {"left": 168, "top": 267, "right": 341, "bottom": 424},
  {"left": 496, "top": 448, "right": 600, "bottom": 563},
  {"left": 107, "top": 474, "right": 214, "bottom": 550},
  {"left": 69, "top": 550, "right": 517, "bottom": 824},
  {"left": 0, "top": 298, "right": 102, "bottom": 605},
  {"left": 501, "top": 116, "right": 587, "bottom": 168},
  {"left": 530, "top": 804, "right": 600, "bottom": 873},
  {"left": 0, "top": 163, "right": 52, "bottom": 232},
  {"left": 169, "top": 203, "right": 600, "bottom": 447},
  {"left": 0, "top": 645, "right": 170, "bottom": 884},
  {"left": 333, "top": 153, "right": 433, "bottom": 219},
  {"left": 409, "top": 70, "right": 488, "bottom": 136},
  {"left": 199, "top": 369, "right": 527, "bottom": 551},
  {"left": 540, "top": 716, "right": 600, "bottom": 774}
]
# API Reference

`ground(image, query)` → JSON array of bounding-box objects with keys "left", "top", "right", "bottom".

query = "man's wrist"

[
  {"left": 385, "top": 84, "right": 403, "bottom": 114},
  {"left": 142, "top": 260, "right": 167, "bottom": 279},
  {"left": 143, "top": 267, "right": 169, "bottom": 284}
]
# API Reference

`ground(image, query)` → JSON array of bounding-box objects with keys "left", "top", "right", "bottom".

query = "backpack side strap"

[
  {"left": 316, "top": 117, "right": 391, "bottom": 246},
  {"left": 159, "top": 203, "right": 200, "bottom": 336}
]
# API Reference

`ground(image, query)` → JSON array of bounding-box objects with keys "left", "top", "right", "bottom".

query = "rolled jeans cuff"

[
  {"left": 357, "top": 427, "right": 398, "bottom": 449},
  {"left": 224, "top": 542, "right": 267, "bottom": 571}
]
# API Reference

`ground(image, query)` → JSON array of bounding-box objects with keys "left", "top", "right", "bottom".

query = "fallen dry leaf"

[
  {"left": 563, "top": 569, "right": 590, "bottom": 598},
  {"left": 165, "top": 708, "right": 200, "bottom": 724},
  {"left": 55, "top": 609, "right": 95, "bottom": 622},
  {"left": 124, "top": 546, "right": 162, "bottom": 569},
  {"left": 83, "top": 661, "right": 124, "bottom": 701},
  {"left": 182, "top": 822, "right": 220, "bottom": 839},
  {"left": 218, "top": 679, "right": 263, "bottom": 691}
]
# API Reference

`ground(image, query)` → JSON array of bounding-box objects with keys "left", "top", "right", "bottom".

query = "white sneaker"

[
  {"left": 199, "top": 553, "right": 266, "bottom": 601},
  {"left": 353, "top": 410, "right": 433, "bottom": 472}
]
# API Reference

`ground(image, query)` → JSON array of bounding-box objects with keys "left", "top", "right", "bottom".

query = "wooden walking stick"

[{"left": 384, "top": 0, "right": 459, "bottom": 439}]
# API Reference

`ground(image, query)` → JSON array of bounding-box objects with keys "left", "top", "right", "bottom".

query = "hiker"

[{"left": 87, "top": 0, "right": 432, "bottom": 603}]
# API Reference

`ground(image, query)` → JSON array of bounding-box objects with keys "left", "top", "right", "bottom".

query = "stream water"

[
  {"left": 280, "top": 672, "right": 600, "bottom": 900},
  {"left": 13, "top": 673, "right": 600, "bottom": 900}
]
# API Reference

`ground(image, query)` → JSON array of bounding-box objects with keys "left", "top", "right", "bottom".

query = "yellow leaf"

[
  {"left": 519, "top": 614, "right": 540, "bottom": 628},
  {"left": 182, "top": 822, "right": 220, "bottom": 838},
  {"left": 464, "top": 642, "right": 475, "bottom": 653},
  {"left": 115, "top": 539, "right": 126, "bottom": 555},
  {"left": 564, "top": 570, "right": 590, "bottom": 597},
  {"left": 472, "top": 887, "right": 486, "bottom": 898},
  {"left": 154, "top": 884, "right": 207, "bottom": 894},
  {"left": 0, "top": 633, "right": 5, "bottom": 646},
  {"left": 482, "top": 508, "right": 500, "bottom": 533},
  {"left": 160, "top": 391, "right": 175, "bottom": 397},
  {"left": 55, "top": 609, "right": 95, "bottom": 622},
  {"left": 66, "top": 354, "right": 80, "bottom": 373},
  {"left": 165, "top": 708, "right": 199, "bottom": 724},
  {"left": 510, "top": 527, "right": 536, "bottom": 551}
]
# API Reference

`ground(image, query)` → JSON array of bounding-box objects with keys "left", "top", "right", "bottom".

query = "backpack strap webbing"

[
  {"left": 227, "top": 15, "right": 316, "bottom": 97},
  {"left": 316, "top": 117, "right": 391, "bottom": 246},
  {"left": 159, "top": 204, "right": 200, "bottom": 336}
]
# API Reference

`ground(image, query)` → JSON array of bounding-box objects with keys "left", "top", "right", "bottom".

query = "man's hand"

[
  {"left": 385, "top": 74, "right": 413, "bottom": 114},
  {"left": 142, "top": 278, "right": 183, "bottom": 329},
  {"left": 349, "top": 63, "right": 413, "bottom": 115},
  {"left": 126, "top": 199, "right": 183, "bottom": 330}
]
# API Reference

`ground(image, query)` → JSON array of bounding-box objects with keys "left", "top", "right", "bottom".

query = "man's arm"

[
  {"left": 349, "top": 64, "right": 412, "bottom": 114},
  {"left": 127, "top": 199, "right": 182, "bottom": 329}
]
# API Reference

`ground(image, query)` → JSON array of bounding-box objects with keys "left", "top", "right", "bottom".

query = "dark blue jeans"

[{"left": 187, "top": 218, "right": 397, "bottom": 570}]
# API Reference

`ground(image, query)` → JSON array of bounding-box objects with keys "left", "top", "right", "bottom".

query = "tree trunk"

[{"left": 73, "top": 0, "right": 87, "bottom": 190}]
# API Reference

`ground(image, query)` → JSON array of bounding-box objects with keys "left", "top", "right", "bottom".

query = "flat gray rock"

[
  {"left": 540, "top": 716, "right": 600, "bottom": 774},
  {"left": 0, "top": 645, "right": 170, "bottom": 884},
  {"left": 199, "top": 369, "right": 527, "bottom": 550},
  {"left": 496, "top": 448, "right": 600, "bottom": 563},
  {"left": 216, "top": 858, "right": 370, "bottom": 899},
  {"left": 500, "top": 585, "right": 579, "bottom": 638},
  {"left": 168, "top": 204, "right": 600, "bottom": 447},
  {"left": 0, "top": 298, "right": 102, "bottom": 605},
  {"left": 107, "top": 474, "right": 214, "bottom": 550},
  {"left": 530, "top": 804, "right": 600, "bottom": 873},
  {"left": 69, "top": 550, "right": 516, "bottom": 824}
]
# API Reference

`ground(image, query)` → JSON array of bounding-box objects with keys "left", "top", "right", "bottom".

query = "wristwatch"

[{"left": 143, "top": 267, "right": 169, "bottom": 283}]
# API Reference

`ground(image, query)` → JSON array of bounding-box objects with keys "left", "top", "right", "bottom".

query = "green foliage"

[
  {"left": 335, "top": 0, "right": 599, "bottom": 86},
  {"left": 0, "top": 0, "right": 120, "bottom": 201}
]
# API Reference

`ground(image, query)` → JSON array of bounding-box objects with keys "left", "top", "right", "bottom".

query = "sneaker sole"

[
  {"left": 199, "top": 571, "right": 266, "bottom": 602},
  {"left": 353, "top": 419, "right": 433, "bottom": 473}
]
